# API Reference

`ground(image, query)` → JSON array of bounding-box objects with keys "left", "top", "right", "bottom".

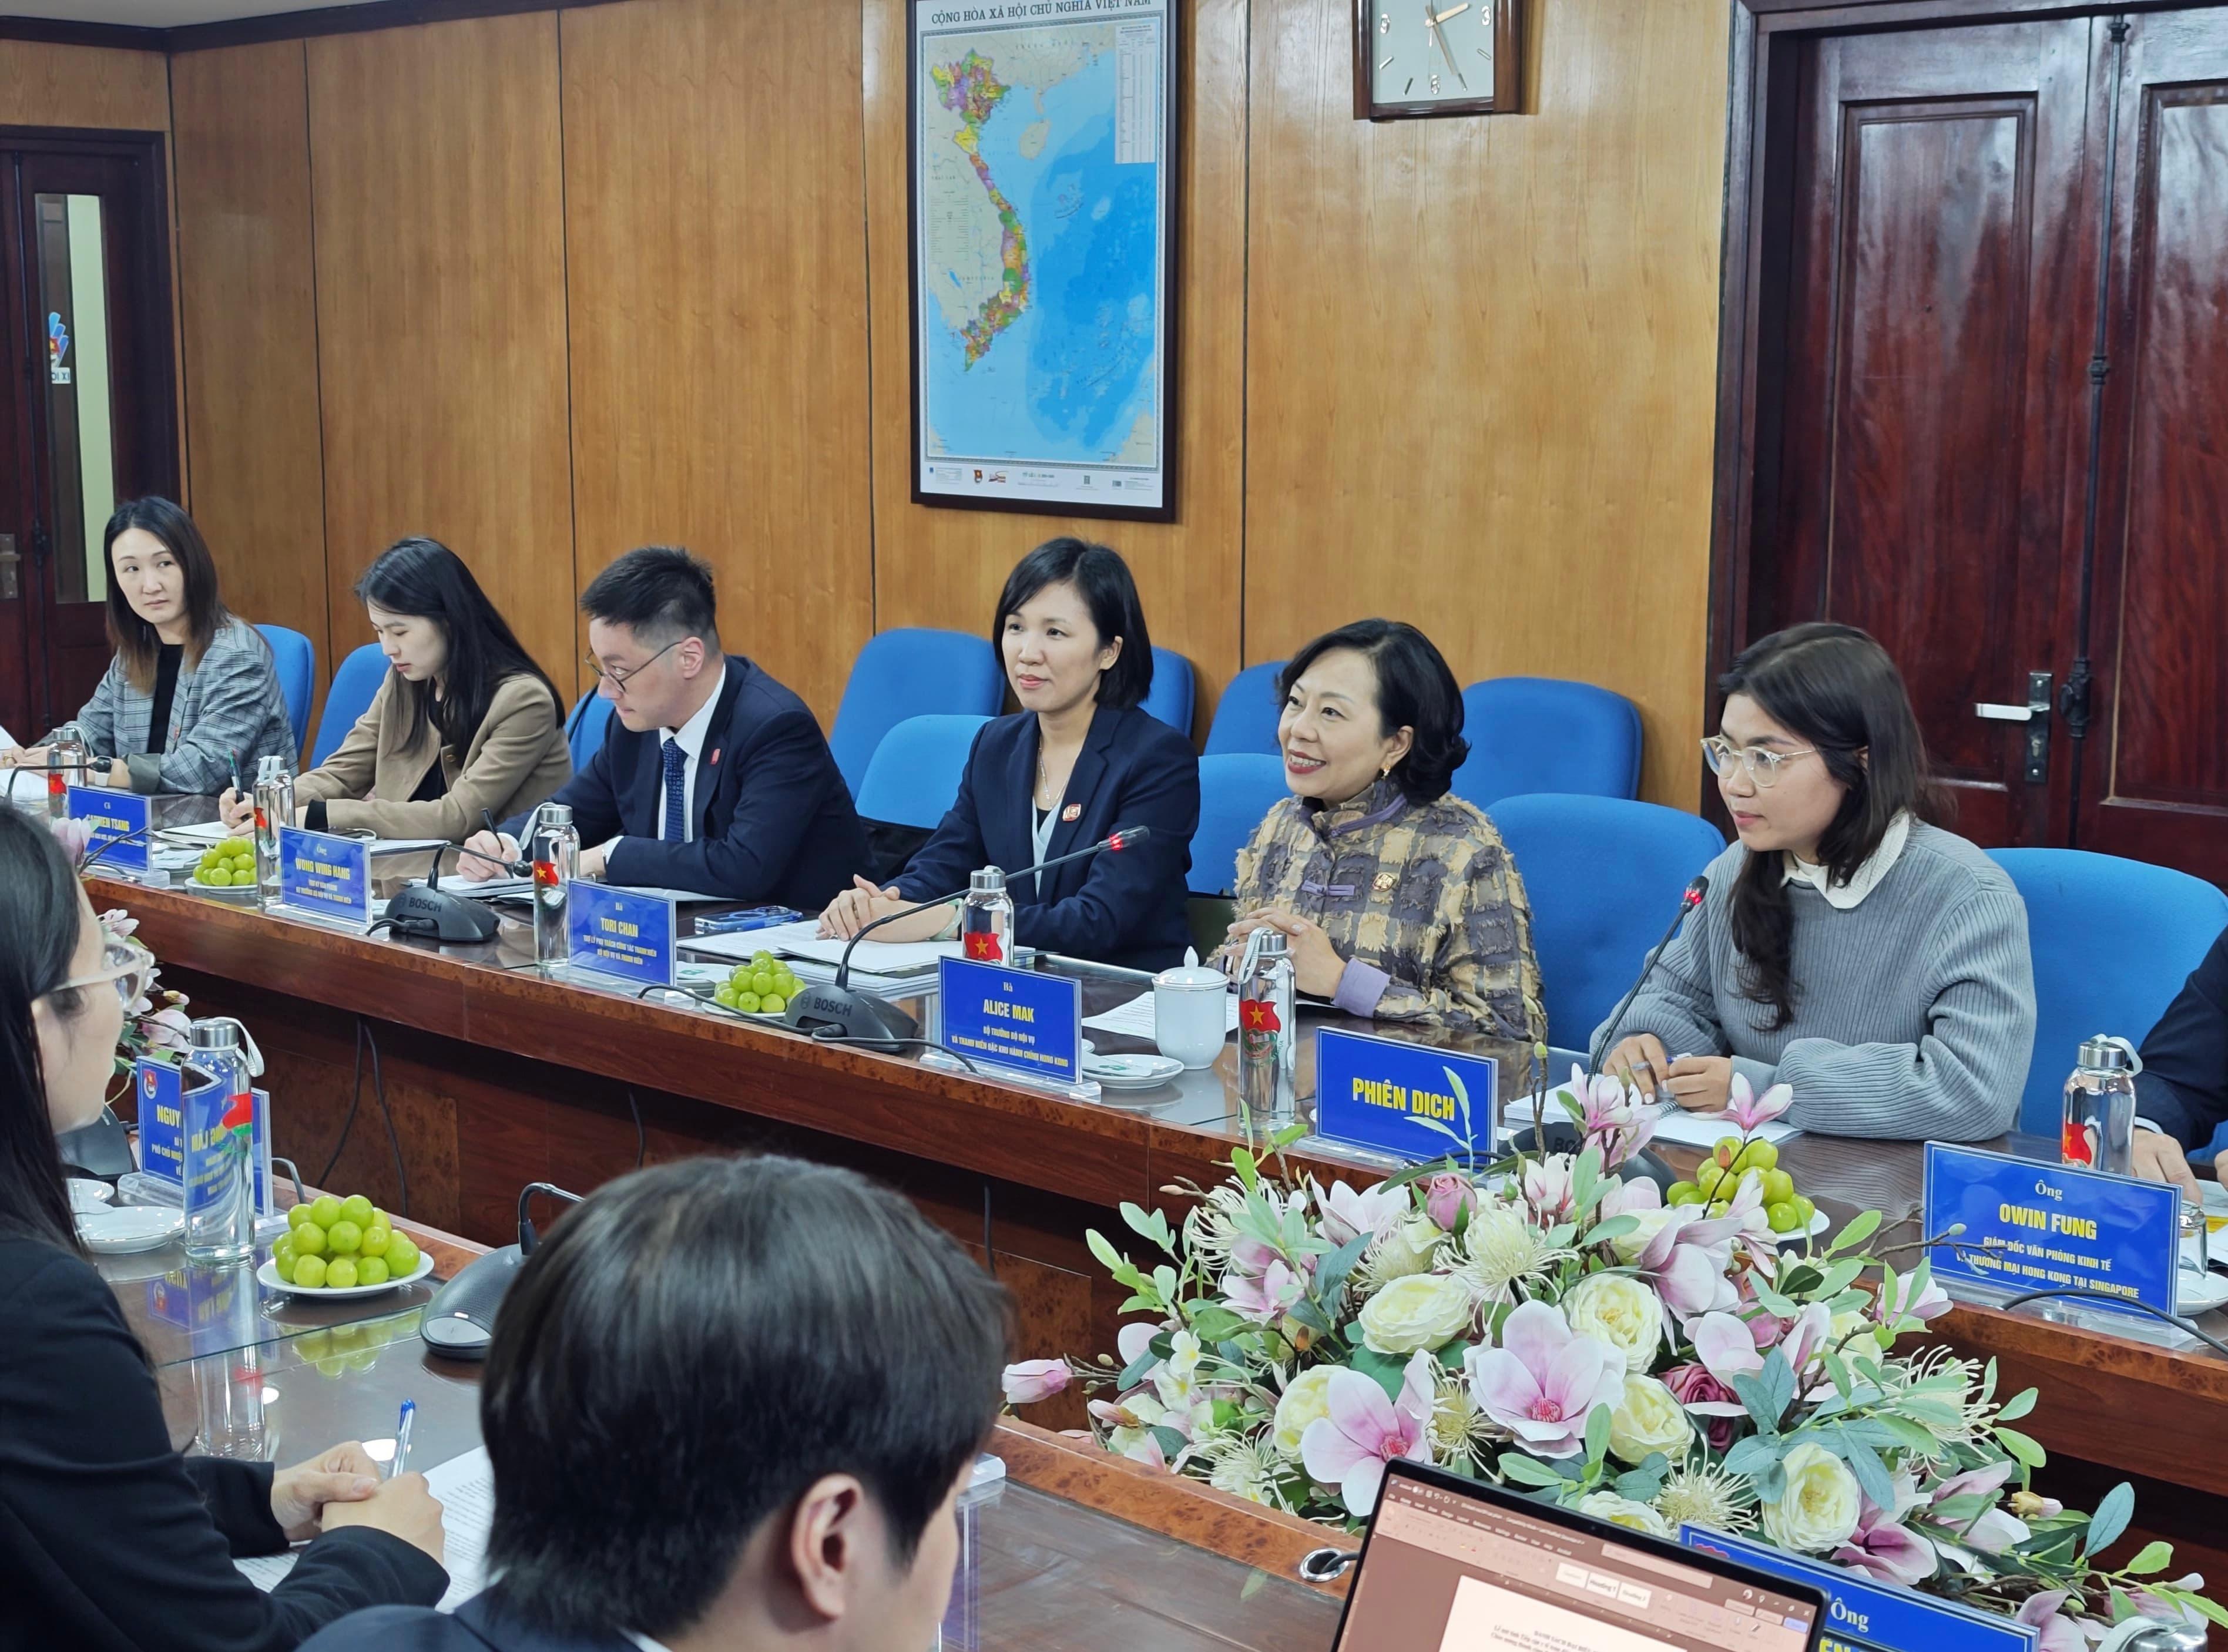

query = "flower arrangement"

[{"left": 1002, "top": 1069, "right": 2226, "bottom": 1645}]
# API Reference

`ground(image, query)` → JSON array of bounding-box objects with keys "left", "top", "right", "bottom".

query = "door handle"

[
  {"left": 0, "top": 534, "right": 15, "bottom": 601},
  {"left": 1974, "top": 703, "right": 2034, "bottom": 722},
  {"left": 1977, "top": 672, "right": 2053, "bottom": 783}
]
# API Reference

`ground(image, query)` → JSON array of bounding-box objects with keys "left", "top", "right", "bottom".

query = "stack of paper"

[
  {"left": 683, "top": 919, "right": 968, "bottom": 980},
  {"left": 1501, "top": 1094, "right": 1799, "bottom": 1151},
  {"left": 235, "top": 1445, "right": 493, "bottom": 1612}
]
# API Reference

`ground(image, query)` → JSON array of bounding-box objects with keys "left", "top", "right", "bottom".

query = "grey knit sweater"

[{"left": 1592, "top": 821, "right": 2035, "bottom": 1141}]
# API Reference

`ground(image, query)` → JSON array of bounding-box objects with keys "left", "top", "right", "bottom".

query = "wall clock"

[{"left": 1354, "top": 0, "right": 1524, "bottom": 119}]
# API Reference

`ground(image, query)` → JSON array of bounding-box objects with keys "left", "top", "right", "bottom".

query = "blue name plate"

[
  {"left": 1314, "top": 1028, "right": 1498, "bottom": 1163},
  {"left": 276, "top": 825, "right": 371, "bottom": 928},
  {"left": 568, "top": 881, "right": 676, "bottom": 988},
  {"left": 1681, "top": 1526, "right": 2036, "bottom": 1652},
  {"left": 67, "top": 783, "right": 149, "bottom": 874},
  {"left": 938, "top": 956, "right": 1082, "bottom": 1084},
  {"left": 135, "top": 1058, "right": 273, "bottom": 1213},
  {"left": 1923, "top": 1141, "right": 2180, "bottom": 1320}
]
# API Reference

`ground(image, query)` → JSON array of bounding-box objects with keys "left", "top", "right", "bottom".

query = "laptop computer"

[{"left": 1331, "top": 1460, "right": 1827, "bottom": 1652}]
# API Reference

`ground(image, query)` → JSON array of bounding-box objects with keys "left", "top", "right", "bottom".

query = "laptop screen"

[{"left": 1334, "top": 1465, "right": 1823, "bottom": 1652}]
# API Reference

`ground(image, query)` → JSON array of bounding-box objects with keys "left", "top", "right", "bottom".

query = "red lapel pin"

[
  {"left": 1062, "top": 803, "right": 1082, "bottom": 822},
  {"left": 709, "top": 748, "right": 721, "bottom": 766}
]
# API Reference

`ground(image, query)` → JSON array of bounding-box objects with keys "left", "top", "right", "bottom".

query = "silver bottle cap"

[
  {"left": 969, "top": 866, "right": 1006, "bottom": 895},
  {"left": 2076, "top": 1036, "right": 2135, "bottom": 1072}
]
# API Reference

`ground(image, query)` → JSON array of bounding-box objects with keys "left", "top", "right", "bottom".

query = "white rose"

[
  {"left": 1608, "top": 1206, "right": 1679, "bottom": 1264},
  {"left": 1607, "top": 1374, "right": 1694, "bottom": 1466},
  {"left": 1357, "top": 1272, "right": 1477, "bottom": 1355},
  {"left": 1272, "top": 1365, "right": 1340, "bottom": 1458},
  {"left": 1577, "top": 1492, "right": 1672, "bottom": 1537},
  {"left": 1761, "top": 1442, "right": 1863, "bottom": 1554},
  {"left": 1564, "top": 1274, "right": 1663, "bottom": 1375},
  {"left": 1366, "top": 1214, "right": 1443, "bottom": 1284}
]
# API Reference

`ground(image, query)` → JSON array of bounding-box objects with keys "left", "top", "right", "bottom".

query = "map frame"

[{"left": 907, "top": 0, "right": 1181, "bottom": 523}]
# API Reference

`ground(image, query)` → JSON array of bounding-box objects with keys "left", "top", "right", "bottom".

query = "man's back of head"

[{"left": 480, "top": 1154, "right": 1009, "bottom": 1651}]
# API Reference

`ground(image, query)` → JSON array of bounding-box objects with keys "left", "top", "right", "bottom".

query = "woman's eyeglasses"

[
  {"left": 1699, "top": 736, "right": 1819, "bottom": 789},
  {"left": 44, "top": 939, "right": 153, "bottom": 1012}
]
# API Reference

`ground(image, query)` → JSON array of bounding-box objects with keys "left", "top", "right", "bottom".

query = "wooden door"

[
  {"left": 2074, "top": 11, "right": 2228, "bottom": 881},
  {"left": 1760, "top": 19, "right": 2097, "bottom": 849}
]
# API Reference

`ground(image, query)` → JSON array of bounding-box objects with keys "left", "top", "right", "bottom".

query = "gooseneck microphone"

[
  {"left": 384, "top": 842, "right": 513, "bottom": 943},
  {"left": 1585, "top": 874, "right": 1710, "bottom": 1084},
  {"left": 786, "top": 825, "right": 1153, "bottom": 1050}
]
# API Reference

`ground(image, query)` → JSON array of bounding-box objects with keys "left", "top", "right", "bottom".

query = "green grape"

[
  {"left": 383, "top": 1234, "right": 420, "bottom": 1278},
  {"left": 750, "top": 971, "right": 775, "bottom": 997},
  {"left": 310, "top": 1195, "right": 342, "bottom": 1226},
  {"left": 1767, "top": 1201, "right": 1801, "bottom": 1234},
  {"left": 293, "top": 1253, "right": 328, "bottom": 1288},
  {"left": 272, "top": 1251, "right": 297, "bottom": 1283},
  {"left": 734, "top": 991, "right": 761, "bottom": 1014},
  {"left": 230, "top": 869, "right": 257, "bottom": 886},
  {"left": 287, "top": 1203, "right": 316, "bottom": 1231},
  {"left": 355, "top": 1255, "right": 390, "bottom": 1287},
  {"left": 292, "top": 1220, "right": 327, "bottom": 1256},
  {"left": 340, "top": 1194, "right": 374, "bottom": 1225},
  {"left": 324, "top": 1257, "right": 360, "bottom": 1290},
  {"left": 358, "top": 1224, "right": 390, "bottom": 1258},
  {"left": 760, "top": 993, "right": 786, "bottom": 1015},
  {"left": 326, "top": 1220, "right": 363, "bottom": 1256}
]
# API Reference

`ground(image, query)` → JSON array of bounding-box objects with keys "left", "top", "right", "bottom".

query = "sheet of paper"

[
  {"left": 0, "top": 722, "right": 17, "bottom": 750},
  {"left": 1082, "top": 990, "right": 1240, "bottom": 1039},
  {"left": 468, "top": 877, "right": 729, "bottom": 906},
  {"left": 1501, "top": 1094, "right": 1798, "bottom": 1150},
  {"left": 683, "top": 919, "right": 965, "bottom": 978},
  {"left": 233, "top": 1446, "right": 494, "bottom": 1612}
]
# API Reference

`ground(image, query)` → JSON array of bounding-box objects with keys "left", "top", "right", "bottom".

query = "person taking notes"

[
  {"left": 0, "top": 809, "right": 448, "bottom": 1649},
  {"left": 818, "top": 538, "right": 1199, "bottom": 972},
  {"left": 1599, "top": 623, "right": 2035, "bottom": 1141},
  {"left": 2125, "top": 928, "right": 2228, "bottom": 1202},
  {"left": 461, "top": 546, "right": 864, "bottom": 905},
  {"left": 219, "top": 539, "right": 569, "bottom": 843}
]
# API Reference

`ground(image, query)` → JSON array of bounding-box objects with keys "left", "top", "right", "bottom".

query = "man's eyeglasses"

[
  {"left": 45, "top": 939, "right": 153, "bottom": 1012},
  {"left": 1699, "top": 736, "right": 1820, "bottom": 789},
  {"left": 582, "top": 639, "right": 684, "bottom": 688}
]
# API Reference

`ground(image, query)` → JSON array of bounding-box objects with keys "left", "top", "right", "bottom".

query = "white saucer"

[
  {"left": 67, "top": 1177, "right": 115, "bottom": 1213},
  {"left": 1083, "top": 1053, "right": 1184, "bottom": 1092},
  {"left": 2178, "top": 1266, "right": 2228, "bottom": 1317},
  {"left": 77, "top": 1206, "right": 184, "bottom": 1254},
  {"left": 257, "top": 1249, "right": 435, "bottom": 1299}
]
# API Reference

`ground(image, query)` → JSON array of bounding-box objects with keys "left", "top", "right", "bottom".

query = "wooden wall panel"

[
  {"left": 860, "top": 0, "right": 1250, "bottom": 742},
  {"left": 1242, "top": 0, "right": 1729, "bottom": 805},
  {"left": 170, "top": 43, "right": 331, "bottom": 727},
  {"left": 560, "top": 0, "right": 874, "bottom": 724},
  {"left": 0, "top": 40, "right": 170, "bottom": 131},
  {"left": 306, "top": 15, "right": 578, "bottom": 701}
]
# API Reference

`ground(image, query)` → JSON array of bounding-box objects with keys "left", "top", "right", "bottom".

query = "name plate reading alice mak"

[
  {"left": 937, "top": 956, "right": 1081, "bottom": 1085},
  {"left": 274, "top": 825, "right": 371, "bottom": 929},
  {"left": 66, "top": 784, "right": 149, "bottom": 874},
  {"left": 1922, "top": 1141, "right": 2181, "bottom": 1321},
  {"left": 566, "top": 882, "right": 677, "bottom": 989},
  {"left": 1314, "top": 1028, "right": 1498, "bottom": 1164}
]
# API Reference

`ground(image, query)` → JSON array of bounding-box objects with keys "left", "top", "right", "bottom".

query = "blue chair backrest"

[
  {"left": 1453, "top": 677, "right": 1643, "bottom": 809},
  {"left": 855, "top": 714, "right": 992, "bottom": 831},
  {"left": 565, "top": 691, "right": 613, "bottom": 771},
  {"left": 1488, "top": 794, "right": 1726, "bottom": 1053},
  {"left": 829, "top": 629, "right": 1004, "bottom": 800},
  {"left": 310, "top": 643, "right": 391, "bottom": 768},
  {"left": 1192, "top": 753, "right": 1290, "bottom": 896},
  {"left": 1204, "top": 659, "right": 1288, "bottom": 756},
  {"left": 1988, "top": 848, "right": 2228, "bottom": 1135},
  {"left": 253, "top": 624, "right": 316, "bottom": 760},
  {"left": 1142, "top": 647, "right": 1194, "bottom": 736}
]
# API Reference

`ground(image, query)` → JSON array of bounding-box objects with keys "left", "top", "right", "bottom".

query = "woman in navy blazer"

[{"left": 820, "top": 539, "right": 1199, "bottom": 972}]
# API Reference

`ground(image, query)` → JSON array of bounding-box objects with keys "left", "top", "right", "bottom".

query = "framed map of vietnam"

[{"left": 910, "top": 0, "right": 1180, "bottom": 522}]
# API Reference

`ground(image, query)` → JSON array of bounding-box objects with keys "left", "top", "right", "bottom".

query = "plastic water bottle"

[
  {"left": 48, "top": 722, "right": 89, "bottom": 819},
  {"left": 250, "top": 754, "right": 293, "bottom": 906},
  {"left": 531, "top": 803, "right": 579, "bottom": 972},
  {"left": 960, "top": 867, "right": 1014, "bottom": 963},
  {"left": 1237, "top": 927, "right": 1296, "bottom": 1124},
  {"left": 2062, "top": 1035, "right": 2139, "bottom": 1176},
  {"left": 183, "top": 1018, "right": 264, "bottom": 1263}
]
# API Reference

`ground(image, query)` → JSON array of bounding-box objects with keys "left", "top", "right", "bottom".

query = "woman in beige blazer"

[{"left": 222, "top": 538, "right": 571, "bottom": 844}]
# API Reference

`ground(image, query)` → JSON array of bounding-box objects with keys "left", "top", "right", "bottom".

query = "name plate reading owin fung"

[
  {"left": 1682, "top": 1526, "right": 2036, "bottom": 1652},
  {"left": 567, "top": 881, "right": 676, "bottom": 989},
  {"left": 938, "top": 956, "right": 1081, "bottom": 1084},
  {"left": 1922, "top": 1141, "right": 2181, "bottom": 1321},
  {"left": 1314, "top": 1028, "right": 1497, "bottom": 1164},
  {"left": 66, "top": 783, "right": 150, "bottom": 874},
  {"left": 275, "top": 825, "right": 371, "bottom": 929}
]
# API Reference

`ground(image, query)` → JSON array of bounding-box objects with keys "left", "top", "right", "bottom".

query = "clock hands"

[{"left": 1421, "top": 0, "right": 1468, "bottom": 89}]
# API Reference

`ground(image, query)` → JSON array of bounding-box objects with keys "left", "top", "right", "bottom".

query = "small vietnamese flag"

[
  {"left": 221, "top": 1091, "right": 254, "bottom": 1136},
  {"left": 963, "top": 930, "right": 1004, "bottom": 962},
  {"left": 1239, "top": 998, "right": 1281, "bottom": 1034}
]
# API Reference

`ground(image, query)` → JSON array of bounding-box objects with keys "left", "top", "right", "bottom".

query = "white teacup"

[{"left": 1153, "top": 960, "right": 1230, "bottom": 1069}]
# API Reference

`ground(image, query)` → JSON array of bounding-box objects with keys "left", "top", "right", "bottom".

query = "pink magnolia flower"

[
  {"left": 1223, "top": 1257, "right": 1306, "bottom": 1324},
  {"left": 1318, "top": 1178, "right": 1408, "bottom": 1248},
  {"left": 1660, "top": 1362, "right": 1742, "bottom": 1450},
  {"left": 1872, "top": 1269, "right": 1954, "bottom": 1329},
  {"left": 1690, "top": 1312, "right": 1764, "bottom": 1391},
  {"left": 2015, "top": 1591, "right": 2090, "bottom": 1652},
  {"left": 1921, "top": 1460, "right": 2029, "bottom": 1554},
  {"left": 1598, "top": 1176, "right": 1663, "bottom": 1219},
  {"left": 1116, "top": 1321, "right": 1159, "bottom": 1367},
  {"left": 1422, "top": 1172, "right": 1480, "bottom": 1232},
  {"left": 1716, "top": 1072, "right": 1794, "bottom": 1133},
  {"left": 142, "top": 1005, "right": 193, "bottom": 1053},
  {"left": 1001, "top": 1359, "right": 1071, "bottom": 1406},
  {"left": 97, "top": 909, "right": 140, "bottom": 941},
  {"left": 48, "top": 817, "right": 96, "bottom": 868},
  {"left": 1464, "top": 1300, "right": 1625, "bottom": 1459},
  {"left": 1522, "top": 1155, "right": 1577, "bottom": 1221},
  {"left": 1299, "top": 1352, "right": 1435, "bottom": 1516},
  {"left": 1833, "top": 1476, "right": 1935, "bottom": 1588},
  {"left": 1632, "top": 1196, "right": 1757, "bottom": 1321}
]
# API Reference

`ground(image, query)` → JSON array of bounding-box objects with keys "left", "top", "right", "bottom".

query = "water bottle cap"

[
  {"left": 255, "top": 754, "right": 291, "bottom": 780},
  {"left": 969, "top": 866, "right": 1006, "bottom": 894},
  {"left": 187, "top": 1017, "right": 264, "bottom": 1075},
  {"left": 1253, "top": 928, "right": 1289, "bottom": 958},
  {"left": 540, "top": 803, "right": 573, "bottom": 828},
  {"left": 2076, "top": 1035, "right": 2138, "bottom": 1073}
]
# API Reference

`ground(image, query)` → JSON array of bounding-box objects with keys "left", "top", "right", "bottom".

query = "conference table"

[
  {"left": 94, "top": 1210, "right": 1347, "bottom": 1650},
  {"left": 77, "top": 807, "right": 2228, "bottom": 1613}
]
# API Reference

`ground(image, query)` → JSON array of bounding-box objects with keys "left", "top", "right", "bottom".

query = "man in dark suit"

[
  {"left": 2130, "top": 927, "right": 2228, "bottom": 1202},
  {"left": 298, "top": 1156, "right": 1008, "bottom": 1652},
  {"left": 462, "top": 546, "right": 864, "bottom": 905}
]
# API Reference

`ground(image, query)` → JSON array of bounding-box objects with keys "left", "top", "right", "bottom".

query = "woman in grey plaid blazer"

[{"left": 3, "top": 499, "right": 294, "bottom": 795}]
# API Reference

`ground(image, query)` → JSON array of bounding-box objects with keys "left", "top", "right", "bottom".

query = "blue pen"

[{"left": 391, "top": 1399, "right": 417, "bottom": 1478}]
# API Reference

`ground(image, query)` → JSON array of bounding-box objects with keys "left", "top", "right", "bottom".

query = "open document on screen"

[{"left": 1336, "top": 1471, "right": 1817, "bottom": 1652}]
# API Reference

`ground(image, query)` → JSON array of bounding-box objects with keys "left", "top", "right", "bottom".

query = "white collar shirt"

[
  {"left": 657, "top": 663, "right": 727, "bottom": 843},
  {"left": 1781, "top": 810, "right": 1912, "bottom": 910}
]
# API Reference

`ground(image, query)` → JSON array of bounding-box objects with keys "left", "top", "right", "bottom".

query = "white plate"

[
  {"left": 1083, "top": 1053, "right": 1184, "bottom": 1092},
  {"left": 77, "top": 1206, "right": 183, "bottom": 1254},
  {"left": 2178, "top": 1267, "right": 2228, "bottom": 1316},
  {"left": 257, "top": 1248, "right": 435, "bottom": 1299},
  {"left": 67, "top": 1177, "right": 114, "bottom": 1212},
  {"left": 1774, "top": 1210, "right": 1833, "bottom": 1247}
]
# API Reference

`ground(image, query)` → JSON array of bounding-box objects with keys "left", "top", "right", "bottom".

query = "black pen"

[{"left": 229, "top": 754, "right": 243, "bottom": 803}]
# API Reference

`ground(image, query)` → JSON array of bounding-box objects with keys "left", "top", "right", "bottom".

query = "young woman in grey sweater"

[{"left": 1596, "top": 623, "right": 2035, "bottom": 1142}]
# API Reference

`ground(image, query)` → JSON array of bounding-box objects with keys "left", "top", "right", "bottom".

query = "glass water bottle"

[
  {"left": 2062, "top": 1035, "right": 2139, "bottom": 1177},
  {"left": 960, "top": 867, "right": 1014, "bottom": 963},
  {"left": 531, "top": 803, "right": 579, "bottom": 972},
  {"left": 183, "top": 1017, "right": 264, "bottom": 1264},
  {"left": 1237, "top": 927, "right": 1296, "bottom": 1124},
  {"left": 251, "top": 754, "right": 293, "bottom": 905},
  {"left": 48, "top": 723, "right": 89, "bottom": 819}
]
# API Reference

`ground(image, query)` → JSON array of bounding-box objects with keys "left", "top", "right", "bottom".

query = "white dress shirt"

[
  {"left": 659, "top": 663, "right": 728, "bottom": 843},
  {"left": 1781, "top": 810, "right": 1912, "bottom": 910},
  {"left": 625, "top": 1634, "right": 675, "bottom": 1652}
]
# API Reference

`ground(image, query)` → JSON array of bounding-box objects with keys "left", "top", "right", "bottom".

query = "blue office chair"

[
  {"left": 854, "top": 714, "right": 992, "bottom": 831},
  {"left": 828, "top": 629, "right": 1004, "bottom": 800},
  {"left": 308, "top": 642, "right": 391, "bottom": 768},
  {"left": 1988, "top": 849, "right": 2228, "bottom": 1136},
  {"left": 253, "top": 624, "right": 316, "bottom": 760},
  {"left": 1488, "top": 794, "right": 1726, "bottom": 1053},
  {"left": 1142, "top": 647, "right": 1194, "bottom": 737},
  {"left": 1204, "top": 659, "right": 1288, "bottom": 756},
  {"left": 1191, "top": 754, "right": 1289, "bottom": 896},
  {"left": 565, "top": 691, "right": 613, "bottom": 771},
  {"left": 1452, "top": 677, "right": 1643, "bottom": 810}
]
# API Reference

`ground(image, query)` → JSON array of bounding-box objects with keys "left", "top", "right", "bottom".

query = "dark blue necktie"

[{"left": 662, "top": 738, "right": 687, "bottom": 842}]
